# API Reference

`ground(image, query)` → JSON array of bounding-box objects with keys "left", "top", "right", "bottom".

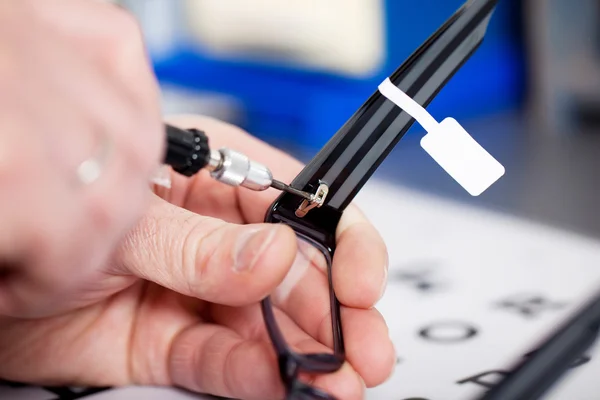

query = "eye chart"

[
  {"left": 2, "top": 179, "right": 600, "bottom": 400},
  {"left": 360, "top": 180, "right": 600, "bottom": 400}
]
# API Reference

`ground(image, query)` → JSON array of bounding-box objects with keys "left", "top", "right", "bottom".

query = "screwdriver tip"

[
  {"left": 270, "top": 179, "right": 285, "bottom": 191},
  {"left": 270, "top": 180, "right": 314, "bottom": 201}
]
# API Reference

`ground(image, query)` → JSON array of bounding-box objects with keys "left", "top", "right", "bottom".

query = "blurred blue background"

[
  {"left": 117, "top": 0, "right": 600, "bottom": 238},
  {"left": 145, "top": 0, "right": 525, "bottom": 149}
]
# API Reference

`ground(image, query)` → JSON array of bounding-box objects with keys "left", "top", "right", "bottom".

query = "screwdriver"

[{"left": 161, "top": 123, "right": 314, "bottom": 201}]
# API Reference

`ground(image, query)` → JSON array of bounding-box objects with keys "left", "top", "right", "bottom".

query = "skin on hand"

[
  {"left": 0, "top": 114, "right": 395, "bottom": 400},
  {"left": 0, "top": 0, "right": 164, "bottom": 318}
]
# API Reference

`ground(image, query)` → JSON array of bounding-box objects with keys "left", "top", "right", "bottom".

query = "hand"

[
  {"left": 0, "top": 116, "right": 395, "bottom": 400},
  {"left": 0, "top": 0, "right": 163, "bottom": 317}
]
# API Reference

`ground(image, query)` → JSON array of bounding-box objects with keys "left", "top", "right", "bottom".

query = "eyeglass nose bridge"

[
  {"left": 278, "top": 350, "right": 345, "bottom": 397},
  {"left": 279, "top": 350, "right": 344, "bottom": 383},
  {"left": 295, "top": 353, "right": 344, "bottom": 373}
]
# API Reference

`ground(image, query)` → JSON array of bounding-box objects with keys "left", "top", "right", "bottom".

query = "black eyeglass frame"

[
  {"left": 259, "top": 0, "right": 499, "bottom": 398},
  {"left": 259, "top": 1, "right": 600, "bottom": 399}
]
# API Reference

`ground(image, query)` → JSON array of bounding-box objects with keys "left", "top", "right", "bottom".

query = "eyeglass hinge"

[{"left": 295, "top": 182, "right": 328, "bottom": 218}]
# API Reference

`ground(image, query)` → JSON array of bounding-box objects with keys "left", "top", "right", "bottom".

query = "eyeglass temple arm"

[
  {"left": 477, "top": 290, "right": 600, "bottom": 400},
  {"left": 287, "top": 0, "right": 498, "bottom": 213}
]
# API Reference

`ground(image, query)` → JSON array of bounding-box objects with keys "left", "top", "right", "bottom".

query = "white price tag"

[
  {"left": 421, "top": 117, "right": 505, "bottom": 196},
  {"left": 377, "top": 78, "right": 505, "bottom": 196}
]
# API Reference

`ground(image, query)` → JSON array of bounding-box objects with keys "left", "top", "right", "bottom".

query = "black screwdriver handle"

[{"left": 164, "top": 124, "right": 211, "bottom": 177}]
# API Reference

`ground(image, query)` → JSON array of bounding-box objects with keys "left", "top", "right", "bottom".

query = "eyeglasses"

[
  {"left": 260, "top": 235, "right": 343, "bottom": 399},
  {"left": 259, "top": 0, "right": 500, "bottom": 398},
  {"left": 260, "top": 0, "right": 600, "bottom": 399}
]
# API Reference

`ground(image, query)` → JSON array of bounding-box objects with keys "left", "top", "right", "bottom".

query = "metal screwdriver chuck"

[{"left": 207, "top": 148, "right": 314, "bottom": 200}]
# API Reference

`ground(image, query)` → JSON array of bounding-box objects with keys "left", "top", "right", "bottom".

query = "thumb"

[{"left": 113, "top": 195, "right": 298, "bottom": 306}]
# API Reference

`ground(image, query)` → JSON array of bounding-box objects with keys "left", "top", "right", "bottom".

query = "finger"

[
  {"left": 334, "top": 204, "right": 389, "bottom": 308},
  {"left": 267, "top": 201, "right": 387, "bottom": 311},
  {"left": 154, "top": 164, "right": 247, "bottom": 226},
  {"left": 271, "top": 246, "right": 395, "bottom": 386},
  {"left": 208, "top": 304, "right": 367, "bottom": 398},
  {"left": 171, "top": 305, "right": 365, "bottom": 400},
  {"left": 312, "top": 363, "right": 365, "bottom": 400},
  {"left": 339, "top": 307, "right": 396, "bottom": 387},
  {"left": 169, "top": 323, "right": 284, "bottom": 400},
  {"left": 212, "top": 291, "right": 395, "bottom": 388},
  {"left": 114, "top": 195, "right": 298, "bottom": 306},
  {"left": 270, "top": 204, "right": 387, "bottom": 312}
]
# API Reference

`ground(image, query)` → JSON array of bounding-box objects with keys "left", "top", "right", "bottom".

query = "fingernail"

[
  {"left": 378, "top": 255, "right": 389, "bottom": 302},
  {"left": 233, "top": 226, "right": 277, "bottom": 272}
]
